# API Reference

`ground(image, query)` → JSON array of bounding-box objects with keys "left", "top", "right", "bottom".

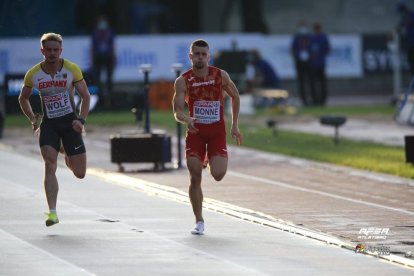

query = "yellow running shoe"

[{"left": 45, "top": 212, "right": 59, "bottom": 227}]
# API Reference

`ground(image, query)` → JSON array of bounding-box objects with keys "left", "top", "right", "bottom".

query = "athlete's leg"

[
  {"left": 206, "top": 125, "right": 228, "bottom": 181},
  {"left": 208, "top": 155, "right": 228, "bottom": 181},
  {"left": 40, "top": 145, "right": 59, "bottom": 210},
  {"left": 66, "top": 153, "right": 87, "bottom": 179},
  {"left": 187, "top": 156, "right": 204, "bottom": 223},
  {"left": 61, "top": 128, "right": 86, "bottom": 179}
]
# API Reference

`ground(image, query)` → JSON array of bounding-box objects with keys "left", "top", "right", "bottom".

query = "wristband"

[{"left": 77, "top": 117, "right": 86, "bottom": 125}]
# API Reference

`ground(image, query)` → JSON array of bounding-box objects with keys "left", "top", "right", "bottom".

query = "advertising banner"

[{"left": 0, "top": 33, "right": 362, "bottom": 85}]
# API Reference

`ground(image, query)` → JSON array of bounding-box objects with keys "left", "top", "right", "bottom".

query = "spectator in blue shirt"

[
  {"left": 245, "top": 50, "right": 281, "bottom": 107},
  {"left": 248, "top": 50, "right": 280, "bottom": 89},
  {"left": 91, "top": 15, "right": 116, "bottom": 108},
  {"left": 310, "top": 22, "right": 331, "bottom": 106},
  {"left": 291, "top": 21, "right": 313, "bottom": 106},
  {"left": 397, "top": 3, "right": 414, "bottom": 76}
]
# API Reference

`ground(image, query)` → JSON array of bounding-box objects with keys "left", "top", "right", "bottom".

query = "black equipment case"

[{"left": 110, "top": 133, "right": 171, "bottom": 171}]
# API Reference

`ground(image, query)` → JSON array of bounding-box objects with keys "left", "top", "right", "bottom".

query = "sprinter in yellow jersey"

[{"left": 19, "top": 33, "right": 91, "bottom": 227}]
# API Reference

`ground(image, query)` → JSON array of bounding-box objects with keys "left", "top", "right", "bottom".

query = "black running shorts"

[{"left": 39, "top": 115, "right": 86, "bottom": 156}]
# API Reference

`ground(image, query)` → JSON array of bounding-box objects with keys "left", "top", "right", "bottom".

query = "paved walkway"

[
  {"left": 277, "top": 95, "right": 414, "bottom": 146},
  {"left": 278, "top": 117, "right": 414, "bottom": 146}
]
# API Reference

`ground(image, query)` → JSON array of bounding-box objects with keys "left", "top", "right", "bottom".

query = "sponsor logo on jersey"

[
  {"left": 192, "top": 79, "right": 215, "bottom": 87},
  {"left": 43, "top": 94, "right": 65, "bottom": 103}
]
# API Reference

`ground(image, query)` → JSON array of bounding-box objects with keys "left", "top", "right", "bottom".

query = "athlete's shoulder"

[
  {"left": 63, "top": 59, "right": 81, "bottom": 72},
  {"left": 26, "top": 62, "right": 42, "bottom": 75},
  {"left": 208, "top": 65, "right": 221, "bottom": 72},
  {"left": 182, "top": 68, "right": 193, "bottom": 77},
  {"left": 24, "top": 62, "right": 42, "bottom": 87},
  {"left": 63, "top": 59, "right": 83, "bottom": 82},
  {"left": 182, "top": 68, "right": 196, "bottom": 83},
  {"left": 208, "top": 65, "right": 225, "bottom": 79},
  {"left": 209, "top": 65, "right": 224, "bottom": 75}
]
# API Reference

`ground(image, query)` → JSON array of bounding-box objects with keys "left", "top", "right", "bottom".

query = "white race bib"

[
  {"left": 193, "top": 100, "right": 220, "bottom": 124},
  {"left": 43, "top": 91, "right": 73, "bottom": 118}
]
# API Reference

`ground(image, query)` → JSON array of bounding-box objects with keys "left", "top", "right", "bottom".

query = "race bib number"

[
  {"left": 193, "top": 100, "right": 220, "bottom": 124},
  {"left": 43, "top": 92, "right": 73, "bottom": 118}
]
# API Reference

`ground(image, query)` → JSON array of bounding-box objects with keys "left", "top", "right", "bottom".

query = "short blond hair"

[{"left": 40, "top": 33, "right": 63, "bottom": 47}]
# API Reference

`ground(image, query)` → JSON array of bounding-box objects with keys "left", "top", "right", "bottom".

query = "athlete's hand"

[
  {"left": 186, "top": 117, "right": 199, "bottom": 133},
  {"left": 231, "top": 125, "right": 242, "bottom": 145},
  {"left": 72, "top": 119, "right": 84, "bottom": 134},
  {"left": 31, "top": 122, "right": 39, "bottom": 132},
  {"left": 31, "top": 113, "right": 41, "bottom": 132}
]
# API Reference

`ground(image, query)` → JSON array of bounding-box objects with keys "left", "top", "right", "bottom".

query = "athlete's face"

[
  {"left": 41, "top": 41, "right": 62, "bottom": 63},
  {"left": 190, "top": 46, "right": 209, "bottom": 69}
]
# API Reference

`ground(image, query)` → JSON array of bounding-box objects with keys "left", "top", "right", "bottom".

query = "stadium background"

[{"left": 1, "top": 0, "right": 414, "bottom": 110}]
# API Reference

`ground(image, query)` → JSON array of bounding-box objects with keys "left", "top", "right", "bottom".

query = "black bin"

[
  {"left": 405, "top": 136, "right": 414, "bottom": 164},
  {"left": 110, "top": 133, "right": 171, "bottom": 170}
]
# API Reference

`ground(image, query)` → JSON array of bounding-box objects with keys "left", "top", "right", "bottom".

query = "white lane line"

[
  {"left": 0, "top": 174, "right": 268, "bottom": 276},
  {"left": 87, "top": 168, "right": 414, "bottom": 269},
  {"left": 0, "top": 228, "right": 95, "bottom": 275},
  {"left": 228, "top": 171, "right": 414, "bottom": 216}
]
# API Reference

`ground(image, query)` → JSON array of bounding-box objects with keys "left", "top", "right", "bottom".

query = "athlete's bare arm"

[
  {"left": 221, "top": 70, "right": 243, "bottom": 145},
  {"left": 173, "top": 76, "right": 198, "bottom": 133},
  {"left": 73, "top": 79, "right": 91, "bottom": 133},
  {"left": 18, "top": 86, "right": 38, "bottom": 131}
]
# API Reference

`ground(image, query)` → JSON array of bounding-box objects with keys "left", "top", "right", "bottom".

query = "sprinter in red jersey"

[{"left": 173, "top": 39, "right": 242, "bottom": 235}]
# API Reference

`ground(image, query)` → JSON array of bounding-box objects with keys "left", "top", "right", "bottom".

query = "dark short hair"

[{"left": 190, "top": 39, "right": 209, "bottom": 51}]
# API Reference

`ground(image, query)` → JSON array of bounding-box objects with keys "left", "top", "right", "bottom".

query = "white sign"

[{"left": 0, "top": 34, "right": 362, "bottom": 85}]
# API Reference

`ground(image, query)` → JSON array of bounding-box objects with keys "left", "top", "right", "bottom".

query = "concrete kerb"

[{"left": 87, "top": 168, "right": 414, "bottom": 270}]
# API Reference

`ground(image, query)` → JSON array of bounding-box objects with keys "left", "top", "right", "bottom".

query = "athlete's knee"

[
  {"left": 72, "top": 168, "right": 86, "bottom": 179},
  {"left": 66, "top": 154, "right": 86, "bottom": 179},
  {"left": 71, "top": 165, "right": 86, "bottom": 178},
  {"left": 210, "top": 166, "right": 227, "bottom": 181},
  {"left": 211, "top": 171, "right": 226, "bottom": 182},
  {"left": 208, "top": 156, "right": 227, "bottom": 181},
  {"left": 44, "top": 159, "right": 57, "bottom": 174},
  {"left": 189, "top": 174, "right": 202, "bottom": 186}
]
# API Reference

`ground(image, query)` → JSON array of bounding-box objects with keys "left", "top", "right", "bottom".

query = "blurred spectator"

[
  {"left": 310, "top": 22, "right": 331, "bottom": 106},
  {"left": 291, "top": 21, "right": 313, "bottom": 106},
  {"left": 91, "top": 14, "right": 116, "bottom": 108},
  {"left": 397, "top": 2, "right": 414, "bottom": 76},
  {"left": 246, "top": 49, "right": 280, "bottom": 90}
]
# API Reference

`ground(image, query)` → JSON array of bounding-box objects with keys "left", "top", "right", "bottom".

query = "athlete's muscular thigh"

[
  {"left": 206, "top": 124, "right": 227, "bottom": 159},
  {"left": 62, "top": 127, "right": 85, "bottom": 156},
  {"left": 185, "top": 131, "right": 207, "bottom": 162},
  {"left": 39, "top": 122, "right": 61, "bottom": 152}
]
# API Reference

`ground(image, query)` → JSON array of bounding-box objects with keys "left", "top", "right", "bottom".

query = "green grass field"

[{"left": 5, "top": 104, "right": 414, "bottom": 179}]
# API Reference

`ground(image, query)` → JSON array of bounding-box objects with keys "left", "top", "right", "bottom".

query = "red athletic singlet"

[{"left": 182, "top": 66, "right": 227, "bottom": 161}]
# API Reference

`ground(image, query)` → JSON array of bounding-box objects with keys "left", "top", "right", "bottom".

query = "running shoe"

[
  {"left": 45, "top": 212, "right": 59, "bottom": 227},
  {"left": 191, "top": 221, "right": 204, "bottom": 235}
]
